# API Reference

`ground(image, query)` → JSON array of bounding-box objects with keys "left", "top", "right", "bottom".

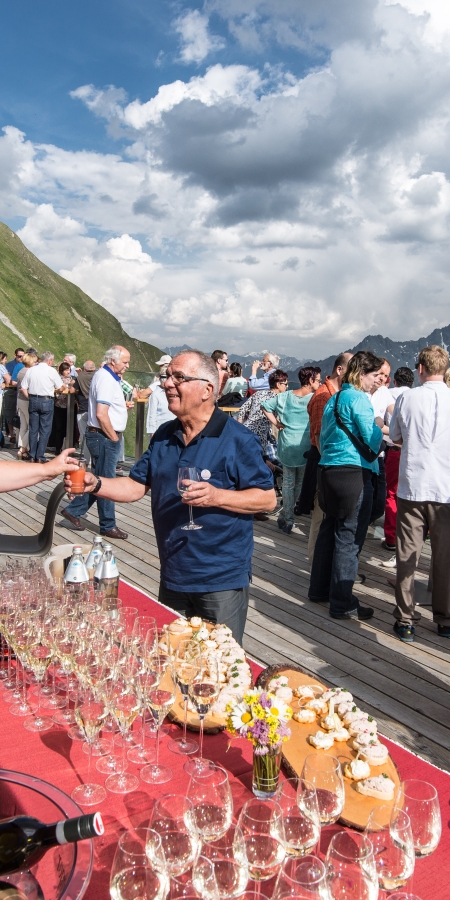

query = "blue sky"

[{"left": 1, "top": 1, "right": 450, "bottom": 357}]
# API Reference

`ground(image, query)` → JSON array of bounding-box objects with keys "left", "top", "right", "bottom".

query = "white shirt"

[
  {"left": 384, "top": 385, "right": 410, "bottom": 446},
  {"left": 21, "top": 363, "right": 63, "bottom": 396},
  {"left": 88, "top": 367, "right": 128, "bottom": 432},
  {"left": 390, "top": 381, "right": 450, "bottom": 502},
  {"left": 370, "top": 385, "right": 392, "bottom": 419},
  {"left": 146, "top": 383, "right": 176, "bottom": 434}
]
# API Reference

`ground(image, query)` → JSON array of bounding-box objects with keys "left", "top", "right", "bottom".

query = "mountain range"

[{"left": 0, "top": 222, "right": 162, "bottom": 370}]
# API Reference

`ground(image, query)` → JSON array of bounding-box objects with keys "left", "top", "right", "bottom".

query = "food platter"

[{"left": 256, "top": 664, "right": 400, "bottom": 831}]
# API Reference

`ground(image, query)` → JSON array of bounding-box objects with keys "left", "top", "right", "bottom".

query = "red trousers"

[{"left": 384, "top": 446, "right": 401, "bottom": 544}]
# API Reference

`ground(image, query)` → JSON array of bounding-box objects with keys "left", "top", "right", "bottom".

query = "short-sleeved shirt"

[
  {"left": 88, "top": 366, "right": 127, "bottom": 432},
  {"left": 320, "top": 383, "right": 383, "bottom": 473},
  {"left": 129, "top": 407, "right": 274, "bottom": 592},
  {"left": 11, "top": 362, "right": 24, "bottom": 382},
  {"left": 262, "top": 391, "right": 311, "bottom": 467},
  {"left": 307, "top": 378, "right": 337, "bottom": 447},
  {"left": 21, "top": 363, "right": 63, "bottom": 396},
  {"left": 0, "top": 364, "right": 7, "bottom": 393},
  {"left": 5, "top": 359, "right": 19, "bottom": 376}
]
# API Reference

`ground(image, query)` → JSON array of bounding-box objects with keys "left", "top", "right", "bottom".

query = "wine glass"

[
  {"left": 238, "top": 798, "right": 286, "bottom": 883},
  {"left": 110, "top": 827, "right": 168, "bottom": 900},
  {"left": 127, "top": 668, "right": 160, "bottom": 765},
  {"left": 301, "top": 755, "right": 344, "bottom": 825},
  {"left": 141, "top": 660, "right": 177, "bottom": 784},
  {"left": 273, "top": 778, "right": 321, "bottom": 857},
  {"left": 197, "top": 822, "right": 249, "bottom": 900},
  {"left": 172, "top": 865, "right": 218, "bottom": 900},
  {"left": 273, "top": 856, "right": 329, "bottom": 900},
  {"left": 395, "top": 780, "right": 442, "bottom": 858},
  {"left": 71, "top": 688, "right": 107, "bottom": 806},
  {"left": 148, "top": 795, "right": 201, "bottom": 877},
  {"left": 187, "top": 763, "right": 233, "bottom": 842},
  {"left": 177, "top": 467, "right": 203, "bottom": 531},
  {"left": 168, "top": 639, "right": 199, "bottom": 756},
  {"left": 184, "top": 655, "right": 220, "bottom": 777},
  {"left": 106, "top": 679, "right": 141, "bottom": 793},
  {"left": 23, "top": 633, "right": 54, "bottom": 733},
  {"left": 365, "top": 805, "right": 415, "bottom": 893},
  {"left": 326, "top": 830, "right": 378, "bottom": 900}
]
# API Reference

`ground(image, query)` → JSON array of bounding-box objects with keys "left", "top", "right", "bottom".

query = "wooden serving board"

[{"left": 257, "top": 664, "right": 400, "bottom": 831}]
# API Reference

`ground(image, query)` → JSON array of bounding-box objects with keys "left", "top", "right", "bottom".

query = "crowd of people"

[{"left": 0, "top": 340, "right": 448, "bottom": 647}]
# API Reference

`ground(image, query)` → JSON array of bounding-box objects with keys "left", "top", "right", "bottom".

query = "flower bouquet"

[{"left": 226, "top": 688, "right": 292, "bottom": 798}]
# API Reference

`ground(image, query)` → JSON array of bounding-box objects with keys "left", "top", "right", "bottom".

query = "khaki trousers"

[
  {"left": 395, "top": 497, "right": 450, "bottom": 627},
  {"left": 308, "top": 488, "right": 324, "bottom": 563}
]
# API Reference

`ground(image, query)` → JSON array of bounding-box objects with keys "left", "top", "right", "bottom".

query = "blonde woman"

[{"left": 16, "top": 352, "right": 38, "bottom": 459}]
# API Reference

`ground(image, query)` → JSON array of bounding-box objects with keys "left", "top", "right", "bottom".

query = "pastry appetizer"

[
  {"left": 293, "top": 708, "right": 316, "bottom": 724},
  {"left": 359, "top": 741, "right": 389, "bottom": 766},
  {"left": 355, "top": 774, "right": 396, "bottom": 800},
  {"left": 308, "top": 731, "right": 335, "bottom": 750},
  {"left": 344, "top": 759, "right": 371, "bottom": 781}
]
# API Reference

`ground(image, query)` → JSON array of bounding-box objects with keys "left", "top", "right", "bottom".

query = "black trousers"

[
  {"left": 370, "top": 454, "right": 386, "bottom": 524},
  {"left": 158, "top": 583, "right": 249, "bottom": 645}
]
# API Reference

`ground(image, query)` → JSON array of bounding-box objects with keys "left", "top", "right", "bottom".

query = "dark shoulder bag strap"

[{"left": 334, "top": 392, "right": 379, "bottom": 464}]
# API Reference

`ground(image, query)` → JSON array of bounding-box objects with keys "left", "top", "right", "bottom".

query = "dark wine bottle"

[{"left": 0, "top": 813, "right": 104, "bottom": 875}]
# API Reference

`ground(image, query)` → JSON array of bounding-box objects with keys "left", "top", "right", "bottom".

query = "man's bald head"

[{"left": 83, "top": 360, "right": 96, "bottom": 371}]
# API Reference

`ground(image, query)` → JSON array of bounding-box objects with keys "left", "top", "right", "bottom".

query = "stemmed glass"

[
  {"left": 23, "top": 627, "right": 54, "bottom": 733},
  {"left": 106, "top": 678, "right": 141, "bottom": 794},
  {"left": 9, "top": 617, "right": 36, "bottom": 717},
  {"left": 274, "top": 778, "right": 321, "bottom": 857},
  {"left": 365, "top": 806, "right": 415, "bottom": 893},
  {"left": 184, "top": 655, "right": 220, "bottom": 777},
  {"left": 71, "top": 688, "right": 107, "bottom": 806},
  {"left": 110, "top": 827, "right": 168, "bottom": 900},
  {"left": 395, "top": 780, "right": 442, "bottom": 858},
  {"left": 273, "top": 856, "right": 329, "bottom": 900},
  {"left": 168, "top": 639, "right": 199, "bottom": 756},
  {"left": 301, "top": 755, "right": 345, "bottom": 825},
  {"left": 187, "top": 764, "right": 233, "bottom": 842},
  {"left": 326, "top": 830, "right": 378, "bottom": 899},
  {"left": 148, "top": 795, "right": 201, "bottom": 877},
  {"left": 238, "top": 798, "right": 286, "bottom": 884},
  {"left": 141, "top": 660, "right": 177, "bottom": 784},
  {"left": 178, "top": 466, "right": 203, "bottom": 531},
  {"left": 196, "top": 822, "right": 249, "bottom": 900}
]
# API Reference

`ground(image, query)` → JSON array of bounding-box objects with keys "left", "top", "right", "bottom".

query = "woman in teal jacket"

[{"left": 308, "top": 351, "right": 384, "bottom": 620}]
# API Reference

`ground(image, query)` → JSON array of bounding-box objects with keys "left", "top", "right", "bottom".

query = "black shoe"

[
  {"left": 381, "top": 540, "right": 396, "bottom": 551},
  {"left": 437, "top": 625, "right": 450, "bottom": 637},
  {"left": 393, "top": 621, "right": 415, "bottom": 642},
  {"left": 355, "top": 573, "right": 366, "bottom": 584},
  {"left": 330, "top": 605, "right": 374, "bottom": 620},
  {"left": 308, "top": 596, "right": 329, "bottom": 604}
]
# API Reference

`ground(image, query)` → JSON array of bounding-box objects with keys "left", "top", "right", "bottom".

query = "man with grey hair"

[
  {"left": 62, "top": 345, "right": 131, "bottom": 539},
  {"left": 249, "top": 352, "right": 280, "bottom": 391},
  {"left": 21, "top": 351, "right": 63, "bottom": 463},
  {"left": 66, "top": 349, "right": 276, "bottom": 641},
  {"left": 64, "top": 353, "right": 79, "bottom": 377}
]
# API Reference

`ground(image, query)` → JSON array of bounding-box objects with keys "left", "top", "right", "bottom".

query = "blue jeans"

[
  {"left": 279, "top": 464, "right": 306, "bottom": 528},
  {"left": 65, "top": 430, "right": 122, "bottom": 532},
  {"left": 308, "top": 475, "right": 373, "bottom": 615},
  {"left": 28, "top": 396, "right": 54, "bottom": 462}
]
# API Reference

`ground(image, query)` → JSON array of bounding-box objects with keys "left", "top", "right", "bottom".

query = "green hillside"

[{"left": 0, "top": 222, "right": 162, "bottom": 369}]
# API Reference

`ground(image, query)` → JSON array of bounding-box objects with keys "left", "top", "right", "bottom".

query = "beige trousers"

[
  {"left": 17, "top": 397, "right": 30, "bottom": 450},
  {"left": 308, "top": 488, "right": 324, "bottom": 563},
  {"left": 395, "top": 497, "right": 450, "bottom": 627}
]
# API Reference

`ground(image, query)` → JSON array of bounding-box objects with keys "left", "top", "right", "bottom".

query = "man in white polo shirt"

[
  {"left": 62, "top": 345, "right": 131, "bottom": 539},
  {"left": 390, "top": 344, "right": 450, "bottom": 642},
  {"left": 21, "top": 351, "right": 63, "bottom": 463}
]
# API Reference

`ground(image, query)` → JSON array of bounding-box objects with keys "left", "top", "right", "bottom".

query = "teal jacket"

[{"left": 319, "top": 383, "right": 383, "bottom": 473}]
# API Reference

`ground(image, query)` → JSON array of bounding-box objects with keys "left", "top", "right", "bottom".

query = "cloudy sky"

[{"left": 1, "top": 0, "right": 450, "bottom": 358}]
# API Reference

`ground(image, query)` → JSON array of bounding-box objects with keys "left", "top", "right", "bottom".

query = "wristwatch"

[{"left": 92, "top": 476, "right": 102, "bottom": 494}]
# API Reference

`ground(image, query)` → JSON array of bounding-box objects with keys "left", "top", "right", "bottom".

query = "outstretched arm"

[
  {"left": 0, "top": 448, "right": 80, "bottom": 492},
  {"left": 64, "top": 471, "right": 148, "bottom": 503}
]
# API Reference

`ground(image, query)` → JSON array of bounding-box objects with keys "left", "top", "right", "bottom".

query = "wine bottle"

[{"left": 0, "top": 813, "right": 103, "bottom": 875}]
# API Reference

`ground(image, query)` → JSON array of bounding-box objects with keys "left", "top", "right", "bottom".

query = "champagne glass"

[
  {"left": 127, "top": 668, "right": 160, "bottom": 765},
  {"left": 273, "top": 856, "right": 329, "bottom": 900},
  {"left": 184, "top": 655, "right": 220, "bottom": 777},
  {"left": 168, "top": 639, "right": 199, "bottom": 756},
  {"left": 365, "top": 806, "right": 415, "bottom": 893},
  {"left": 326, "top": 830, "right": 378, "bottom": 900},
  {"left": 110, "top": 827, "right": 168, "bottom": 900},
  {"left": 23, "top": 635, "right": 54, "bottom": 732},
  {"left": 301, "top": 755, "right": 344, "bottom": 825},
  {"left": 273, "top": 778, "right": 321, "bottom": 858},
  {"left": 9, "top": 619, "right": 36, "bottom": 717},
  {"left": 148, "top": 795, "right": 201, "bottom": 877},
  {"left": 238, "top": 798, "right": 286, "bottom": 883},
  {"left": 395, "top": 780, "right": 442, "bottom": 858},
  {"left": 71, "top": 689, "right": 107, "bottom": 805},
  {"left": 197, "top": 822, "right": 249, "bottom": 900},
  {"left": 106, "top": 679, "right": 141, "bottom": 793},
  {"left": 187, "top": 763, "right": 233, "bottom": 842},
  {"left": 141, "top": 661, "right": 177, "bottom": 784},
  {"left": 177, "top": 467, "right": 203, "bottom": 531}
]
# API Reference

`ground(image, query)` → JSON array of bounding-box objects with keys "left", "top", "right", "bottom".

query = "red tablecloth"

[{"left": 1, "top": 580, "right": 449, "bottom": 900}]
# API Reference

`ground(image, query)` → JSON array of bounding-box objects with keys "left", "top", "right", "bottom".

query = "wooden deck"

[{"left": 1, "top": 447, "right": 449, "bottom": 773}]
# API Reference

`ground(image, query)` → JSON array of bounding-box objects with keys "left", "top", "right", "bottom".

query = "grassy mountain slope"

[{"left": 0, "top": 222, "right": 161, "bottom": 369}]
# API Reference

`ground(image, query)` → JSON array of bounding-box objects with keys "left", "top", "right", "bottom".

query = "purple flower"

[
  {"left": 278, "top": 724, "right": 291, "bottom": 740},
  {"left": 259, "top": 692, "right": 272, "bottom": 710},
  {"left": 250, "top": 719, "right": 270, "bottom": 742},
  {"left": 254, "top": 744, "right": 269, "bottom": 755}
]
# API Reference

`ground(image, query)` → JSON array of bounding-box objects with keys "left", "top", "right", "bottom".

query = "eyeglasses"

[{"left": 165, "top": 372, "right": 210, "bottom": 386}]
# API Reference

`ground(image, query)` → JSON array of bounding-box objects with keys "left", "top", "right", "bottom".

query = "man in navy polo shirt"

[{"left": 71, "top": 350, "right": 276, "bottom": 642}]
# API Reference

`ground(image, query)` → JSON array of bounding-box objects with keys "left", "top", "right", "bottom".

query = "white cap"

[{"left": 155, "top": 354, "right": 172, "bottom": 366}]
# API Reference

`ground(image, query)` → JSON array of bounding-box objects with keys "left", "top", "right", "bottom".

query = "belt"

[
  {"left": 29, "top": 394, "right": 54, "bottom": 400},
  {"left": 88, "top": 426, "right": 123, "bottom": 437}
]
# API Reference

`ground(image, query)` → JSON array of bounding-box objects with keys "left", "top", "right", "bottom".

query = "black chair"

[{"left": 0, "top": 482, "right": 66, "bottom": 557}]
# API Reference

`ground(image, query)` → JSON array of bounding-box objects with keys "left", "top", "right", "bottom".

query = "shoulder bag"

[{"left": 333, "top": 392, "right": 380, "bottom": 464}]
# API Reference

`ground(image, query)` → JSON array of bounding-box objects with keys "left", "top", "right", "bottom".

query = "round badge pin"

[{"left": 201, "top": 469, "right": 211, "bottom": 480}]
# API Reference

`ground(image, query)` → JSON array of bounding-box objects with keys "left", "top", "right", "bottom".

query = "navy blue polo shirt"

[{"left": 129, "top": 407, "right": 274, "bottom": 592}]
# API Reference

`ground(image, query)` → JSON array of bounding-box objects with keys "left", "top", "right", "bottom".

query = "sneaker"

[
  {"left": 393, "top": 621, "right": 415, "bottom": 642},
  {"left": 277, "top": 519, "right": 286, "bottom": 530},
  {"left": 355, "top": 573, "right": 366, "bottom": 584},
  {"left": 330, "top": 605, "right": 374, "bottom": 620},
  {"left": 437, "top": 625, "right": 450, "bottom": 637},
  {"left": 381, "top": 554, "right": 397, "bottom": 569},
  {"left": 381, "top": 540, "right": 396, "bottom": 551}
]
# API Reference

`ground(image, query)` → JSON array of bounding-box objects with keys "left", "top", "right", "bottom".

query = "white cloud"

[{"left": 174, "top": 10, "right": 225, "bottom": 64}]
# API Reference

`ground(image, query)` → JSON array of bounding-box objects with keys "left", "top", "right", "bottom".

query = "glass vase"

[{"left": 252, "top": 746, "right": 282, "bottom": 799}]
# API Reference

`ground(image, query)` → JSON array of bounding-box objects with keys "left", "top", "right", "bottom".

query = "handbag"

[
  {"left": 12, "top": 414, "right": 20, "bottom": 429},
  {"left": 333, "top": 393, "right": 380, "bottom": 464}
]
